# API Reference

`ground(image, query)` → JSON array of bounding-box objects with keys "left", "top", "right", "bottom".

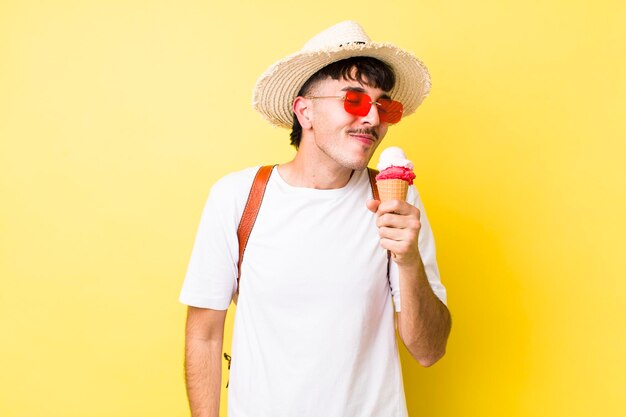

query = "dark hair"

[{"left": 289, "top": 57, "right": 396, "bottom": 149}]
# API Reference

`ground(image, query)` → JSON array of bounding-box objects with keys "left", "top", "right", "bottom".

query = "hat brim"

[{"left": 252, "top": 42, "right": 431, "bottom": 129}]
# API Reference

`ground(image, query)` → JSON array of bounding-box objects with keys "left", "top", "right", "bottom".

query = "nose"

[{"left": 360, "top": 101, "right": 381, "bottom": 126}]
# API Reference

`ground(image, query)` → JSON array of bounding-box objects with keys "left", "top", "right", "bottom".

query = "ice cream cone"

[{"left": 377, "top": 179, "right": 408, "bottom": 202}]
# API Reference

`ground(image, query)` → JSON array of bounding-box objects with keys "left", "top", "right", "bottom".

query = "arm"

[
  {"left": 395, "top": 255, "right": 451, "bottom": 367},
  {"left": 185, "top": 306, "right": 228, "bottom": 417},
  {"left": 366, "top": 199, "right": 451, "bottom": 367}
]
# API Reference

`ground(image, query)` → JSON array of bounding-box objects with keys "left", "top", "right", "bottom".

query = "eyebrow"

[{"left": 341, "top": 86, "right": 391, "bottom": 100}]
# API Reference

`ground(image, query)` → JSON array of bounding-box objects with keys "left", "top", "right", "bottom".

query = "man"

[{"left": 180, "top": 21, "right": 451, "bottom": 417}]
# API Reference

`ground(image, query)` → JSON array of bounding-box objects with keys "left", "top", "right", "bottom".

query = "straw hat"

[{"left": 252, "top": 20, "right": 431, "bottom": 129}]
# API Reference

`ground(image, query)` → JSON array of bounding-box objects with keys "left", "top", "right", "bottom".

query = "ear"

[{"left": 293, "top": 96, "right": 313, "bottom": 129}]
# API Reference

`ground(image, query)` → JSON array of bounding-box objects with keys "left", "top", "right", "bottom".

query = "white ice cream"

[{"left": 376, "top": 146, "right": 414, "bottom": 171}]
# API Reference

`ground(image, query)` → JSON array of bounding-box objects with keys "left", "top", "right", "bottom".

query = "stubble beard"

[{"left": 315, "top": 131, "right": 378, "bottom": 171}]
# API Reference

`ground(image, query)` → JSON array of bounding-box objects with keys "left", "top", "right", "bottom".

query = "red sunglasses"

[{"left": 307, "top": 90, "right": 404, "bottom": 124}]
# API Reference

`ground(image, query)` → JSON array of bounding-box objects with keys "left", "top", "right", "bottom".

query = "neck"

[{"left": 278, "top": 149, "right": 354, "bottom": 190}]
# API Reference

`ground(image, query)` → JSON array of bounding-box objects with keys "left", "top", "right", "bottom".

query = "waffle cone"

[{"left": 376, "top": 179, "right": 408, "bottom": 201}]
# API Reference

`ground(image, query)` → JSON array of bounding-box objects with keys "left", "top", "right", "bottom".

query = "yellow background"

[{"left": 1, "top": 1, "right": 624, "bottom": 416}]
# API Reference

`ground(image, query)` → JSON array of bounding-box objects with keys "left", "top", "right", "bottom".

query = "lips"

[
  {"left": 350, "top": 134, "right": 375, "bottom": 145},
  {"left": 348, "top": 129, "right": 378, "bottom": 145}
]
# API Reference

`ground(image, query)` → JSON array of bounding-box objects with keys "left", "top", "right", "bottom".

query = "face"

[{"left": 297, "top": 76, "right": 392, "bottom": 171}]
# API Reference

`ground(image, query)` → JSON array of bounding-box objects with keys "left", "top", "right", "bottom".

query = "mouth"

[{"left": 348, "top": 131, "right": 377, "bottom": 146}]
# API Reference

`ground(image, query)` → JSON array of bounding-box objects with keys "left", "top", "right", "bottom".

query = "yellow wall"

[{"left": 1, "top": 1, "right": 624, "bottom": 416}]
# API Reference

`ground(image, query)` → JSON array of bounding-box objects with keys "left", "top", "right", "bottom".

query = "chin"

[
  {"left": 321, "top": 142, "right": 375, "bottom": 171},
  {"left": 340, "top": 158, "right": 370, "bottom": 171}
]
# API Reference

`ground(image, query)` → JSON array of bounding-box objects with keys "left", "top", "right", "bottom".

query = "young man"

[{"left": 180, "top": 21, "right": 451, "bottom": 417}]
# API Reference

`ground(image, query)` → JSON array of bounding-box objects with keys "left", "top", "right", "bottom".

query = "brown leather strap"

[
  {"left": 236, "top": 165, "right": 275, "bottom": 283},
  {"left": 367, "top": 167, "right": 380, "bottom": 200}
]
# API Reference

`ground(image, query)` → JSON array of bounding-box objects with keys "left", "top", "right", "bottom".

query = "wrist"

[{"left": 394, "top": 250, "right": 422, "bottom": 270}]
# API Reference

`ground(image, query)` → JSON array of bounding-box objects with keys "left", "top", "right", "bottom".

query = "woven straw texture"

[{"left": 252, "top": 21, "right": 431, "bottom": 129}]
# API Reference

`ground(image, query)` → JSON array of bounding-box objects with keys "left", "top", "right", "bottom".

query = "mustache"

[{"left": 347, "top": 128, "right": 379, "bottom": 140}]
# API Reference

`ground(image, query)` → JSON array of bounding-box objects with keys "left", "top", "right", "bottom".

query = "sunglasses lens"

[
  {"left": 378, "top": 99, "right": 403, "bottom": 124},
  {"left": 343, "top": 91, "right": 403, "bottom": 124},
  {"left": 343, "top": 91, "right": 371, "bottom": 116}
]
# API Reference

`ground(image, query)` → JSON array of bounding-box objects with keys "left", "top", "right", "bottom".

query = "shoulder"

[
  {"left": 202, "top": 166, "right": 263, "bottom": 219},
  {"left": 210, "top": 165, "right": 261, "bottom": 196}
]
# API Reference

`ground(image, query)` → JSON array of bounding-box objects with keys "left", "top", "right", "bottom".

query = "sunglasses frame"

[{"left": 306, "top": 90, "right": 403, "bottom": 124}]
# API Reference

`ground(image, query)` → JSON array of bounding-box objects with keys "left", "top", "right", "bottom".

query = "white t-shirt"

[{"left": 180, "top": 166, "right": 446, "bottom": 417}]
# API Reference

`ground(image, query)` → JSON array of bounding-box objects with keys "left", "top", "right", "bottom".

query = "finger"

[
  {"left": 376, "top": 212, "right": 421, "bottom": 230},
  {"left": 365, "top": 199, "right": 380, "bottom": 214},
  {"left": 377, "top": 200, "right": 417, "bottom": 216},
  {"left": 377, "top": 213, "right": 410, "bottom": 228},
  {"left": 378, "top": 226, "right": 418, "bottom": 243},
  {"left": 378, "top": 226, "right": 408, "bottom": 241},
  {"left": 379, "top": 237, "right": 414, "bottom": 256}
]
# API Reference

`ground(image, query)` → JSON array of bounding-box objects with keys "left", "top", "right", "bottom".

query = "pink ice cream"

[{"left": 375, "top": 147, "right": 416, "bottom": 185}]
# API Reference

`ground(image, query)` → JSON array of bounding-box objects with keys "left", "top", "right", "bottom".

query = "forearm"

[
  {"left": 397, "top": 256, "right": 451, "bottom": 367},
  {"left": 184, "top": 333, "right": 223, "bottom": 417}
]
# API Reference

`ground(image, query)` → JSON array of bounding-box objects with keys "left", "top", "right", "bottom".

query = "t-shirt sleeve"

[
  {"left": 179, "top": 169, "right": 256, "bottom": 310},
  {"left": 389, "top": 185, "right": 447, "bottom": 312}
]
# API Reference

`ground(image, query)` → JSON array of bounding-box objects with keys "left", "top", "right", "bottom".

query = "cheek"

[{"left": 312, "top": 108, "right": 353, "bottom": 134}]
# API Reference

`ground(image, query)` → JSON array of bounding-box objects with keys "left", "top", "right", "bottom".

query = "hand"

[{"left": 366, "top": 199, "right": 422, "bottom": 266}]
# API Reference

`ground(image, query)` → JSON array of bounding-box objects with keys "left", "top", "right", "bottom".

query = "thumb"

[{"left": 366, "top": 199, "right": 380, "bottom": 214}]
